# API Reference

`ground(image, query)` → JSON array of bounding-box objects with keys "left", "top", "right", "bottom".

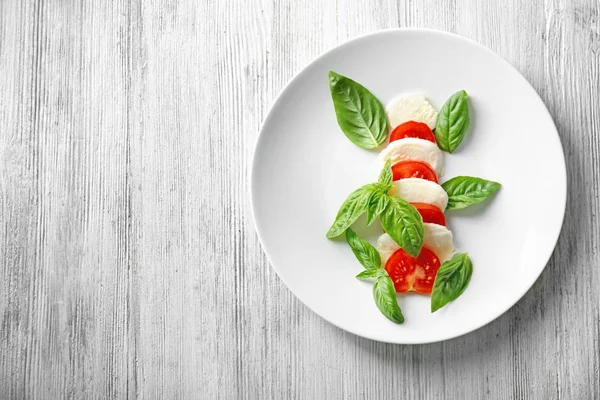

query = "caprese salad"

[{"left": 326, "top": 71, "right": 501, "bottom": 324}]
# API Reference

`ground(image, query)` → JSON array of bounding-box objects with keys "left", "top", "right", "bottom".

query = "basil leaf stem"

[{"left": 356, "top": 269, "right": 380, "bottom": 280}]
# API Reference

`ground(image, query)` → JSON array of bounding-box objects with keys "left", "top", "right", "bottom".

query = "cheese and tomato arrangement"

[{"left": 326, "top": 71, "right": 501, "bottom": 324}]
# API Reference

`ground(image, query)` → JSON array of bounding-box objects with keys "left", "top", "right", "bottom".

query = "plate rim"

[{"left": 250, "top": 27, "right": 567, "bottom": 344}]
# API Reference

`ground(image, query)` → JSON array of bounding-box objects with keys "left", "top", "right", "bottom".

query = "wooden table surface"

[{"left": 1, "top": 0, "right": 599, "bottom": 399}]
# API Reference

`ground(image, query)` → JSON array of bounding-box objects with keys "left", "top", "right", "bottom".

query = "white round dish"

[{"left": 250, "top": 29, "right": 566, "bottom": 344}]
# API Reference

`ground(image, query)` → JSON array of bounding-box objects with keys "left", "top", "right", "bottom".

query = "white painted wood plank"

[{"left": 0, "top": 1, "right": 136, "bottom": 398}]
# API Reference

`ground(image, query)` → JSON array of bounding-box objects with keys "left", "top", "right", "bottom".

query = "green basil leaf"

[
  {"left": 379, "top": 196, "right": 424, "bottom": 257},
  {"left": 378, "top": 159, "right": 393, "bottom": 189},
  {"left": 365, "top": 161, "right": 393, "bottom": 225},
  {"left": 366, "top": 189, "right": 389, "bottom": 225},
  {"left": 373, "top": 272, "right": 404, "bottom": 323},
  {"left": 442, "top": 176, "right": 501, "bottom": 210},
  {"left": 431, "top": 253, "right": 473, "bottom": 312},
  {"left": 326, "top": 184, "right": 377, "bottom": 238},
  {"left": 434, "top": 90, "right": 470, "bottom": 153},
  {"left": 356, "top": 268, "right": 380, "bottom": 280},
  {"left": 329, "top": 71, "right": 389, "bottom": 149},
  {"left": 345, "top": 228, "right": 381, "bottom": 270}
]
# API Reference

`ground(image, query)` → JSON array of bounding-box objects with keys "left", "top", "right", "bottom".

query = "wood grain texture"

[{"left": 0, "top": 0, "right": 598, "bottom": 399}]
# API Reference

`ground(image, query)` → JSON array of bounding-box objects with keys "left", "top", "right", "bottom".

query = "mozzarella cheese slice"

[
  {"left": 376, "top": 233, "right": 402, "bottom": 265},
  {"left": 422, "top": 223, "right": 456, "bottom": 263},
  {"left": 378, "top": 138, "right": 443, "bottom": 176},
  {"left": 386, "top": 93, "right": 438, "bottom": 130},
  {"left": 376, "top": 223, "right": 456, "bottom": 265},
  {"left": 389, "top": 178, "right": 448, "bottom": 211}
]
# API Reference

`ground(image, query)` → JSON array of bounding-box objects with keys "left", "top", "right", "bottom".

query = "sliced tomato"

[
  {"left": 390, "top": 121, "right": 436, "bottom": 143},
  {"left": 385, "top": 247, "right": 441, "bottom": 294},
  {"left": 410, "top": 202, "right": 446, "bottom": 226},
  {"left": 392, "top": 160, "right": 438, "bottom": 183}
]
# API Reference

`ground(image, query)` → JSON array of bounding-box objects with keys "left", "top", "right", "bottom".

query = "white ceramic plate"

[{"left": 251, "top": 29, "right": 566, "bottom": 344}]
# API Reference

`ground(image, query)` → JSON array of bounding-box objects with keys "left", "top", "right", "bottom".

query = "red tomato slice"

[
  {"left": 385, "top": 247, "right": 441, "bottom": 294},
  {"left": 392, "top": 160, "right": 438, "bottom": 183},
  {"left": 410, "top": 202, "right": 446, "bottom": 226},
  {"left": 390, "top": 121, "right": 436, "bottom": 143}
]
